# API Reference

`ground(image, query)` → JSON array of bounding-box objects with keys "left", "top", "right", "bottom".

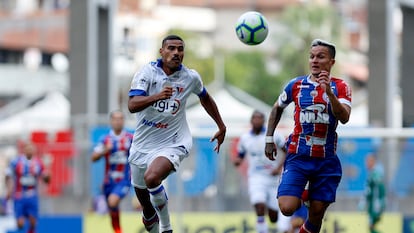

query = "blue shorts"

[
  {"left": 14, "top": 195, "right": 39, "bottom": 219},
  {"left": 277, "top": 154, "right": 342, "bottom": 203},
  {"left": 103, "top": 180, "right": 131, "bottom": 199}
]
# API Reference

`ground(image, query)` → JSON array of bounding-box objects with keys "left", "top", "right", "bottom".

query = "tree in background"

[
  {"left": 273, "top": 3, "right": 343, "bottom": 83},
  {"left": 166, "top": 4, "right": 343, "bottom": 106},
  {"left": 167, "top": 29, "right": 216, "bottom": 85},
  {"left": 224, "top": 51, "right": 283, "bottom": 104}
]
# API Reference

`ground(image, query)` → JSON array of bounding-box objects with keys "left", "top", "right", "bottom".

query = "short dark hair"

[
  {"left": 162, "top": 35, "right": 184, "bottom": 47},
  {"left": 311, "top": 39, "right": 336, "bottom": 59},
  {"left": 251, "top": 110, "right": 265, "bottom": 120}
]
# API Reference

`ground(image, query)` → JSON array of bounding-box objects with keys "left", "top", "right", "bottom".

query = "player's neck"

[
  {"left": 163, "top": 67, "right": 179, "bottom": 76},
  {"left": 252, "top": 129, "right": 261, "bottom": 135},
  {"left": 309, "top": 74, "right": 318, "bottom": 82},
  {"left": 113, "top": 130, "right": 123, "bottom": 136}
]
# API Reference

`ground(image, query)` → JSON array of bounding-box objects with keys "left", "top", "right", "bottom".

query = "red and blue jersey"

[
  {"left": 94, "top": 130, "right": 133, "bottom": 185},
  {"left": 278, "top": 75, "right": 352, "bottom": 158},
  {"left": 7, "top": 155, "right": 46, "bottom": 199}
]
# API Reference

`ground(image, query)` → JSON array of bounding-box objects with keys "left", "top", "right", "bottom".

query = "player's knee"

[
  {"left": 28, "top": 217, "right": 37, "bottom": 227},
  {"left": 17, "top": 218, "right": 25, "bottom": 229},
  {"left": 278, "top": 196, "right": 302, "bottom": 216},
  {"left": 279, "top": 202, "right": 300, "bottom": 216},
  {"left": 144, "top": 172, "right": 161, "bottom": 188},
  {"left": 107, "top": 194, "right": 120, "bottom": 208},
  {"left": 280, "top": 206, "right": 296, "bottom": 216}
]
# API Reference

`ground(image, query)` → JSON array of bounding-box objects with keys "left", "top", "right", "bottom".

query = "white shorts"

[
  {"left": 129, "top": 146, "right": 189, "bottom": 189},
  {"left": 248, "top": 175, "right": 280, "bottom": 210}
]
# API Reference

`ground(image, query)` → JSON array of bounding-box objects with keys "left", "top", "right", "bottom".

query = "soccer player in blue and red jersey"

[
  {"left": 265, "top": 39, "right": 352, "bottom": 233},
  {"left": 5, "top": 141, "right": 50, "bottom": 233},
  {"left": 92, "top": 110, "right": 133, "bottom": 233}
]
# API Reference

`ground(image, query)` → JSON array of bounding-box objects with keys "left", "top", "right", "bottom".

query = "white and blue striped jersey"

[{"left": 128, "top": 59, "right": 205, "bottom": 155}]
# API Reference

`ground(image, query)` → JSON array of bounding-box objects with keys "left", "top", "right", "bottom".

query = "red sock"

[
  {"left": 299, "top": 224, "right": 311, "bottom": 233},
  {"left": 110, "top": 210, "right": 122, "bottom": 233},
  {"left": 299, "top": 220, "right": 321, "bottom": 233}
]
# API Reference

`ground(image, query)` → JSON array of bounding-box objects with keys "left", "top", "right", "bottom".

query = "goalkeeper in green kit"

[{"left": 359, "top": 153, "right": 386, "bottom": 233}]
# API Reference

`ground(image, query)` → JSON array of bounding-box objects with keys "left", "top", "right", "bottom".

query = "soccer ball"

[{"left": 235, "top": 11, "right": 269, "bottom": 45}]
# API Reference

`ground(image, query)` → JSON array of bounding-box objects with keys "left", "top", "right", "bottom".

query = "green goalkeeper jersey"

[{"left": 365, "top": 164, "right": 386, "bottom": 215}]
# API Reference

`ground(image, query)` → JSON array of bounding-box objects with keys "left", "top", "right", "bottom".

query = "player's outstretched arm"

[
  {"left": 4, "top": 175, "right": 13, "bottom": 200},
  {"left": 91, "top": 140, "right": 113, "bottom": 162},
  {"left": 265, "top": 103, "right": 284, "bottom": 161},
  {"left": 199, "top": 92, "right": 226, "bottom": 153}
]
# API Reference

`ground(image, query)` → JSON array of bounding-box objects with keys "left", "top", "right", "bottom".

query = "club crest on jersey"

[{"left": 176, "top": 86, "right": 184, "bottom": 93}]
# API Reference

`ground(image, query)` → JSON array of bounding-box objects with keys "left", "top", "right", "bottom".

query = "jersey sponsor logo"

[
  {"left": 141, "top": 118, "right": 169, "bottom": 129},
  {"left": 300, "top": 104, "right": 330, "bottom": 124},
  {"left": 109, "top": 171, "right": 125, "bottom": 180},
  {"left": 152, "top": 99, "right": 181, "bottom": 115},
  {"left": 109, "top": 151, "right": 128, "bottom": 165},
  {"left": 19, "top": 175, "right": 36, "bottom": 186}
]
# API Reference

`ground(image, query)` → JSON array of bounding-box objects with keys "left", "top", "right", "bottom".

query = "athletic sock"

[
  {"left": 109, "top": 208, "right": 122, "bottom": 233},
  {"left": 148, "top": 184, "right": 171, "bottom": 231},
  {"left": 256, "top": 215, "right": 268, "bottom": 233},
  {"left": 299, "top": 220, "right": 321, "bottom": 233}
]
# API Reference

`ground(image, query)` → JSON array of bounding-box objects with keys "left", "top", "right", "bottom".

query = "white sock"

[
  {"left": 148, "top": 184, "right": 171, "bottom": 231},
  {"left": 256, "top": 216, "right": 268, "bottom": 233}
]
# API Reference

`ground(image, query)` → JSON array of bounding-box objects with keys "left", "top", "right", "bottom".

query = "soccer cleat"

[
  {"left": 143, "top": 214, "right": 159, "bottom": 233},
  {"left": 148, "top": 222, "right": 159, "bottom": 233},
  {"left": 160, "top": 224, "right": 172, "bottom": 233}
]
